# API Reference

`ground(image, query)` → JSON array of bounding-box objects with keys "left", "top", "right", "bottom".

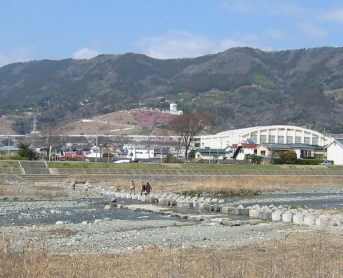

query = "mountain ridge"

[{"left": 0, "top": 46, "right": 343, "bottom": 134}]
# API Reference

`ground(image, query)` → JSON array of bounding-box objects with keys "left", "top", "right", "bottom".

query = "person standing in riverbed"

[
  {"left": 145, "top": 182, "right": 152, "bottom": 196},
  {"left": 130, "top": 180, "right": 135, "bottom": 192},
  {"left": 140, "top": 182, "right": 146, "bottom": 196}
]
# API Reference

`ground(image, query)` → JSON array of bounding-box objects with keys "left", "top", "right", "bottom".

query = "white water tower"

[{"left": 170, "top": 103, "right": 178, "bottom": 114}]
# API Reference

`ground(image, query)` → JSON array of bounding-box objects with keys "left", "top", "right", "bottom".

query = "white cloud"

[
  {"left": 297, "top": 22, "right": 327, "bottom": 40},
  {"left": 321, "top": 9, "right": 343, "bottom": 22},
  {"left": 137, "top": 31, "right": 258, "bottom": 59},
  {"left": 0, "top": 46, "right": 35, "bottom": 67},
  {"left": 72, "top": 48, "right": 101, "bottom": 59}
]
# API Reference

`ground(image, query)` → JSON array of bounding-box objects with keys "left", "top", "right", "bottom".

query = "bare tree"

[{"left": 169, "top": 112, "right": 210, "bottom": 160}]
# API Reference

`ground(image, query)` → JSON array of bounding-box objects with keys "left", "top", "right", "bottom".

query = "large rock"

[{"left": 104, "top": 205, "right": 111, "bottom": 210}]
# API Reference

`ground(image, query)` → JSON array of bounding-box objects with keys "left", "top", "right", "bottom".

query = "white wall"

[
  {"left": 236, "top": 148, "right": 255, "bottom": 160},
  {"left": 327, "top": 142, "right": 343, "bottom": 165}
]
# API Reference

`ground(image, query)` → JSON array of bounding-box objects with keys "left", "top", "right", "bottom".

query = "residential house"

[
  {"left": 256, "top": 143, "right": 317, "bottom": 159},
  {"left": 231, "top": 144, "right": 258, "bottom": 160},
  {"left": 195, "top": 148, "right": 226, "bottom": 160},
  {"left": 325, "top": 139, "right": 343, "bottom": 165},
  {"left": 0, "top": 146, "right": 20, "bottom": 156}
]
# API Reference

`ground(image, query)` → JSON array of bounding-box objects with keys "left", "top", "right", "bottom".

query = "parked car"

[
  {"left": 320, "top": 161, "right": 333, "bottom": 165},
  {"left": 112, "top": 159, "right": 130, "bottom": 164}
]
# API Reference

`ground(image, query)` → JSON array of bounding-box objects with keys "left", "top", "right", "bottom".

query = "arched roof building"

[{"left": 200, "top": 125, "right": 332, "bottom": 149}]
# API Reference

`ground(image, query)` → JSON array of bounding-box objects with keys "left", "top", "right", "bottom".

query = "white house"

[
  {"left": 231, "top": 143, "right": 258, "bottom": 160},
  {"left": 125, "top": 145, "right": 154, "bottom": 160},
  {"left": 325, "top": 139, "right": 343, "bottom": 165}
]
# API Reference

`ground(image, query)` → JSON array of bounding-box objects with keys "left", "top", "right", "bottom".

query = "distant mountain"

[{"left": 1, "top": 47, "right": 343, "bottom": 134}]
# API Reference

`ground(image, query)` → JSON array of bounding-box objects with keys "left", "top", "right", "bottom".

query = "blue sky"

[{"left": 1, "top": 0, "right": 343, "bottom": 66}]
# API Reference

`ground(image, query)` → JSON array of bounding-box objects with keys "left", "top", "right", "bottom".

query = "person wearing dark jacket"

[{"left": 145, "top": 182, "right": 152, "bottom": 196}]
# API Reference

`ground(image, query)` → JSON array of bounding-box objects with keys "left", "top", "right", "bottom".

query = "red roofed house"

[
  {"left": 59, "top": 151, "right": 86, "bottom": 161},
  {"left": 232, "top": 143, "right": 258, "bottom": 160}
]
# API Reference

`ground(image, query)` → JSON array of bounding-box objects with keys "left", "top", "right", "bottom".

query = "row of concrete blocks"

[
  {"left": 109, "top": 191, "right": 224, "bottom": 204},
  {"left": 106, "top": 191, "right": 342, "bottom": 227}
]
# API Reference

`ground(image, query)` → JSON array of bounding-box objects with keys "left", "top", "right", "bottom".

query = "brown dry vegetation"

[
  {"left": 1, "top": 231, "right": 343, "bottom": 277},
  {"left": 51, "top": 111, "right": 139, "bottom": 135},
  {"left": 108, "top": 175, "right": 343, "bottom": 194},
  {"left": 0, "top": 185, "right": 69, "bottom": 199}
]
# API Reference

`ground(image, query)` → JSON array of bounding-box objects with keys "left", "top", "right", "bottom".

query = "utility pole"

[
  {"left": 7, "top": 135, "right": 10, "bottom": 157},
  {"left": 95, "top": 131, "right": 98, "bottom": 163}
]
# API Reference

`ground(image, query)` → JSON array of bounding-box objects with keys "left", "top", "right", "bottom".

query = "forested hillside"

[{"left": 1, "top": 47, "right": 343, "bottom": 134}]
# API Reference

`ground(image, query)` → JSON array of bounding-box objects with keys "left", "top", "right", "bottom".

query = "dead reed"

[
  {"left": 1, "top": 231, "right": 343, "bottom": 278},
  {"left": 108, "top": 175, "right": 343, "bottom": 194},
  {"left": 0, "top": 184, "right": 69, "bottom": 199}
]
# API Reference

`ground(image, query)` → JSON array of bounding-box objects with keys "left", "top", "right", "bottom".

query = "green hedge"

[{"left": 272, "top": 158, "right": 324, "bottom": 165}]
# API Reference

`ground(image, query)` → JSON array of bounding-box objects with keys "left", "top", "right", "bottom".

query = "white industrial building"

[{"left": 200, "top": 125, "right": 331, "bottom": 149}]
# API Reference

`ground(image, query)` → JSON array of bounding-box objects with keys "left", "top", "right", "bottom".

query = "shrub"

[
  {"left": 279, "top": 151, "right": 297, "bottom": 164},
  {"left": 296, "top": 159, "right": 324, "bottom": 165}
]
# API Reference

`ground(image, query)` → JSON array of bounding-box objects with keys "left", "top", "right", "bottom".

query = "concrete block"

[
  {"left": 262, "top": 211, "right": 272, "bottom": 220},
  {"left": 272, "top": 211, "right": 282, "bottom": 221},
  {"left": 108, "top": 195, "right": 116, "bottom": 202},
  {"left": 104, "top": 205, "right": 111, "bottom": 210},
  {"left": 158, "top": 198, "right": 170, "bottom": 206},
  {"left": 149, "top": 197, "right": 159, "bottom": 204},
  {"left": 139, "top": 195, "right": 149, "bottom": 202},
  {"left": 243, "top": 208, "right": 250, "bottom": 215},
  {"left": 222, "top": 206, "right": 235, "bottom": 214},
  {"left": 177, "top": 201, "right": 193, "bottom": 208},
  {"left": 235, "top": 205, "right": 244, "bottom": 215},
  {"left": 316, "top": 215, "right": 331, "bottom": 226},
  {"left": 249, "top": 209, "right": 259, "bottom": 218},
  {"left": 282, "top": 213, "right": 292, "bottom": 223},
  {"left": 125, "top": 193, "right": 131, "bottom": 199},
  {"left": 258, "top": 210, "right": 265, "bottom": 219},
  {"left": 202, "top": 203, "right": 211, "bottom": 211},
  {"left": 293, "top": 214, "right": 304, "bottom": 225},
  {"left": 169, "top": 199, "right": 177, "bottom": 206},
  {"left": 304, "top": 215, "right": 316, "bottom": 226},
  {"left": 213, "top": 206, "right": 221, "bottom": 212},
  {"left": 55, "top": 221, "right": 64, "bottom": 225}
]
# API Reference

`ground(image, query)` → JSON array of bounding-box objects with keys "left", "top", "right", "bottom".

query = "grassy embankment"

[
  {"left": 46, "top": 162, "right": 343, "bottom": 195},
  {"left": 46, "top": 161, "right": 343, "bottom": 170},
  {"left": 0, "top": 161, "right": 19, "bottom": 168},
  {"left": 1, "top": 231, "right": 342, "bottom": 277}
]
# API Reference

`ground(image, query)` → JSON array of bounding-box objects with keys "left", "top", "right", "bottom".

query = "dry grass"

[
  {"left": 107, "top": 175, "right": 343, "bottom": 194},
  {"left": 47, "top": 228, "right": 78, "bottom": 237},
  {"left": 1, "top": 231, "right": 343, "bottom": 277},
  {"left": 0, "top": 185, "right": 69, "bottom": 199}
]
